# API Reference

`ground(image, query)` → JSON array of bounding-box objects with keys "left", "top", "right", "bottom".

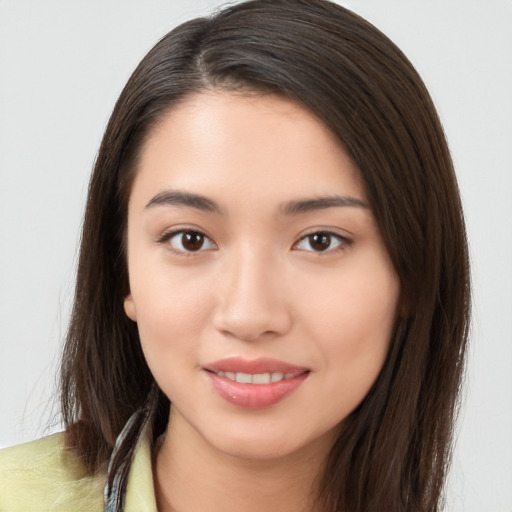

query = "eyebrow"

[
  {"left": 280, "top": 195, "right": 368, "bottom": 215},
  {"left": 145, "top": 189, "right": 368, "bottom": 215},
  {"left": 145, "top": 190, "right": 223, "bottom": 214}
]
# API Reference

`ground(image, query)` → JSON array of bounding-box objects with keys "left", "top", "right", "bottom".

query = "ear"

[{"left": 124, "top": 294, "right": 137, "bottom": 321}]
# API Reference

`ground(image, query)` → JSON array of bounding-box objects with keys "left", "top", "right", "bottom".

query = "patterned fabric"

[
  {"left": 104, "top": 408, "right": 153, "bottom": 512},
  {"left": 103, "top": 411, "right": 139, "bottom": 511}
]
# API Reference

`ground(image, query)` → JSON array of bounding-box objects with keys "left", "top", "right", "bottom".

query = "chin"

[
  {"left": 197, "top": 419, "right": 338, "bottom": 464},
  {"left": 213, "top": 436, "right": 304, "bottom": 462}
]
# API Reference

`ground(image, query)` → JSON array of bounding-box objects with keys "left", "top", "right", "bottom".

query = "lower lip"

[{"left": 205, "top": 371, "right": 309, "bottom": 409}]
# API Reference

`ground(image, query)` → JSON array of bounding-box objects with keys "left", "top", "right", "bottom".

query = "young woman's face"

[{"left": 124, "top": 92, "right": 399, "bottom": 462}]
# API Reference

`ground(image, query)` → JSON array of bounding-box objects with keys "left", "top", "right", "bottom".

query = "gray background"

[{"left": 1, "top": 1, "right": 511, "bottom": 510}]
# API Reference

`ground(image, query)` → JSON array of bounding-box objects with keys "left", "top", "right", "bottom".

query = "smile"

[
  {"left": 213, "top": 371, "right": 301, "bottom": 384},
  {"left": 204, "top": 357, "right": 310, "bottom": 409}
]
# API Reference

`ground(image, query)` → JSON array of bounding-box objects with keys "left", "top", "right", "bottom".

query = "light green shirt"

[{"left": 0, "top": 428, "right": 157, "bottom": 512}]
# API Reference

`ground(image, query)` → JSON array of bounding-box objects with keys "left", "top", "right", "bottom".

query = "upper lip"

[{"left": 204, "top": 357, "right": 309, "bottom": 375}]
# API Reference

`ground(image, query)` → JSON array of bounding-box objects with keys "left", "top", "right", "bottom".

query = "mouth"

[
  {"left": 203, "top": 357, "right": 310, "bottom": 409},
  {"left": 204, "top": 356, "right": 309, "bottom": 376},
  {"left": 208, "top": 370, "right": 305, "bottom": 385}
]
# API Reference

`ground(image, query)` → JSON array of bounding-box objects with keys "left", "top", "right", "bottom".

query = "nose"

[{"left": 212, "top": 248, "right": 293, "bottom": 341}]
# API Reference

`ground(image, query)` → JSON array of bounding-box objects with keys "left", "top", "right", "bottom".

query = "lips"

[{"left": 204, "top": 357, "right": 310, "bottom": 409}]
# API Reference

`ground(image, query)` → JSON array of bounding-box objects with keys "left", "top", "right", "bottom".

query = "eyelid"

[
  {"left": 156, "top": 227, "right": 217, "bottom": 255},
  {"left": 292, "top": 229, "right": 353, "bottom": 254}
]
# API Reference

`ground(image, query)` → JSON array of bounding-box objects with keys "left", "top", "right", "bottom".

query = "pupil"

[
  {"left": 310, "top": 233, "right": 330, "bottom": 251},
  {"left": 183, "top": 232, "right": 204, "bottom": 251}
]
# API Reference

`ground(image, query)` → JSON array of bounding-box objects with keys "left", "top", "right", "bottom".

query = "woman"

[{"left": 0, "top": 0, "right": 470, "bottom": 511}]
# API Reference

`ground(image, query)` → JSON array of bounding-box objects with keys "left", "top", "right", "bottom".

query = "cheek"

[
  {"left": 128, "top": 267, "right": 214, "bottom": 371},
  {"left": 301, "top": 254, "right": 399, "bottom": 391},
  {"left": 307, "top": 264, "right": 397, "bottom": 341}
]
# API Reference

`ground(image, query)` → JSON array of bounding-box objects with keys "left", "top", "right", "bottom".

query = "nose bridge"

[{"left": 213, "top": 243, "right": 291, "bottom": 340}]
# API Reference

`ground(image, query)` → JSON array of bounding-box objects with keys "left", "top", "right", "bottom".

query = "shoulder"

[{"left": 0, "top": 432, "right": 105, "bottom": 512}]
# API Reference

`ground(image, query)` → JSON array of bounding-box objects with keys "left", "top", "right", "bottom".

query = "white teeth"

[
  {"left": 236, "top": 372, "right": 253, "bottom": 384},
  {"left": 252, "top": 373, "right": 271, "bottom": 384},
  {"left": 271, "top": 372, "right": 284, "bottom": 382},
  {"left": 217, "top": 371, "right": 298, "bottom": 384}
]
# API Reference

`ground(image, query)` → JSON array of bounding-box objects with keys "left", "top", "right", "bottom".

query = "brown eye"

[
  {"left": 308, "top": 233, "right": 332, "bottom": 251},
  {"left": 182, "top": 232, "right": 205, "bottom": 251},
  {"left": 167, "top": 230, "right": 216, "bottom": 253},
  {"left": 295, "top": 231, "right": 348, "bottom": 253}
]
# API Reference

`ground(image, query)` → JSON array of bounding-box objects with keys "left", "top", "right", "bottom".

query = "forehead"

[{"left": 130, "top": 91, "right": 366, "bottom": 209}]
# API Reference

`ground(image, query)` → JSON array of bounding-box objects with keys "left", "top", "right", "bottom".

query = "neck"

[{"left": 154, "top": 409, "right": 329, "bottom": 512}]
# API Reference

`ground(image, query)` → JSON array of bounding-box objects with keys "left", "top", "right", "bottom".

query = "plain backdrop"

[{"left": 1, "top": 1, "right": 511, "bottom": 510}]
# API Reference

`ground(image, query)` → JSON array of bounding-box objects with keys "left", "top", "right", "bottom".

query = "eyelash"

[
  {"left": 292, "top": 231, "right": 352, "bottom": 254},
  {"left": 157, "top": 229, "right": 216, "bottom": 256},
  {"left": 157, "top": 229, "right": 352, "bottom": 256}
]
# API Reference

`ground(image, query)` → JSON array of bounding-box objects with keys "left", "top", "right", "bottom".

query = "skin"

[{"left": 124, "top": 92, "right": 400, "bottom": 512}]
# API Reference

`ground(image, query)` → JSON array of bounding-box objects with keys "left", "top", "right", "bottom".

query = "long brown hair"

[{"left": 60, "top": 1, "right": 470, "bottom": 510}]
